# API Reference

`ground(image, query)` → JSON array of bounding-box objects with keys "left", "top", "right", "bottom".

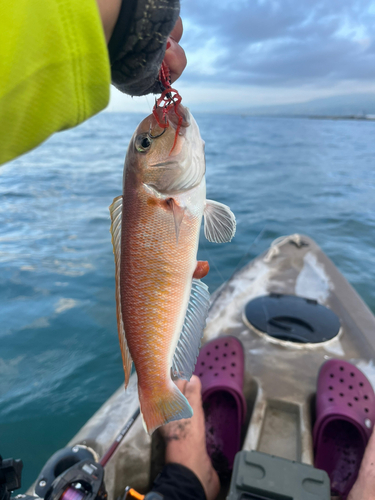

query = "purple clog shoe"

[
  {"left": 313, "top": 359, "right": 375, "bottom": 498},
  {"left": 194, "top": 336, "right": 247, "bottom": 475}
]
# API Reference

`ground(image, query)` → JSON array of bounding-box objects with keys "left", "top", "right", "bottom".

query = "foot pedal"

[{"left": 227, "top": 451, "right": 330, "bottom": 499}]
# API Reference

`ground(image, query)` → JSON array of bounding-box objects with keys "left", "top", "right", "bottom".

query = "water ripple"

[{"left": 0, "top": 112, "right": 374, "bottom": 487}]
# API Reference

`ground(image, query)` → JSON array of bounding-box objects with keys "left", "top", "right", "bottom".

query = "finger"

[
  {"left": 169, "top": 17, "right": 183, "bottom": 43},
  {"left": 174, "top": 378, "right": 188, "bottom": 393},
  {"left": 184, "top": 375, "right": 202, "bottom": 403},
  {"left": 189, "top": 374, "right": 202, "bottom": 391},
  {"left": 164, "top": 38, "right": 187, "bottom": 84}
]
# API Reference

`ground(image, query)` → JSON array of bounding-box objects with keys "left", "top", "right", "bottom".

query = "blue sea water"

[{"left": 1, "top": 113, "right": 375, "bottom": 489}]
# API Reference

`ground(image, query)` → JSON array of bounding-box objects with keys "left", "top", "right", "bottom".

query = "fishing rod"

[
  {"left": 0, "top": 408, "right": 141, "bottom": 500},
  {"left": 43, "top": 407, "right": 141, "bottom": 500},
  {"left": 99, "top": 408, "right": 140, "bottom": 468}
]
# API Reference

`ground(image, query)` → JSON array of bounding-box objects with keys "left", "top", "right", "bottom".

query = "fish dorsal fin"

[
  {"left": 204, "top": 199, "right": 236, "bottom": 243},
  {"left": 171, "top": 278, "right": 210, "bottom": 380},
  {"left": 109, "top": 195, "right": 133, "bottom": 388}
]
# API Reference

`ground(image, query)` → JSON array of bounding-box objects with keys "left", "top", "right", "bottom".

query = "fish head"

[{"left": 124, "top": 104, "right": 206, "bottom": 195}]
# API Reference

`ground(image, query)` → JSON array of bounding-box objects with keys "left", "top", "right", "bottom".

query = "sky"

[{"left": 107, "top": 0, "right": 375, "bottom": 112}]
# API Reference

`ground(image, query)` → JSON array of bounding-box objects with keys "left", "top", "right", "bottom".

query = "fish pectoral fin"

[
  {"left": 204, "top": 199, "right": 236, "bottom": 243},
  {"left": 193, "top": 261, "right": 210, "bottom": 279},
  {"left": 167, "top": 198, "right": 185, "bottom": 244},
  {"left": 109, "top": 196, "right": 133, "bottom": 387},
  {"left": 171, "top": 279, "right": 210, "bottom": 380}
]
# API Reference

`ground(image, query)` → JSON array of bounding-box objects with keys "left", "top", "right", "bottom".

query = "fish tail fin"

[{"left": 139, "top": 382, "right": 193, "bottom": 435}]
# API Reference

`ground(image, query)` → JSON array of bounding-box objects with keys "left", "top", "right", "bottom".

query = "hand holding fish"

[
  {"left": 110, "top": 82, "right": 236, "bottom": 434},
  {"left": 163, "top": 18, "right": 187, "bottom": 86},
  {"left": 105, "top": 0, "right": 187, "bottom": 95}
]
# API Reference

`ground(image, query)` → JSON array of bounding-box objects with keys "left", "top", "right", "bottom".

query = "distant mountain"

[{"left": 237, "top": 93, "right": 375, "bottom": 117}]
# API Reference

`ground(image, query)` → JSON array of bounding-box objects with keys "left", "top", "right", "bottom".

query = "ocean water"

[{"left": 1, "top": 113, "right": 375, "bottom": 489}]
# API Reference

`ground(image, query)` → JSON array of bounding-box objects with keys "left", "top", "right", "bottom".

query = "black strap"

[
  {"left": 151, "top": 463, "right": 206, "bottom": 500},
  {"left": 108, "top": 0, "right": 138, "bottom": 65}
]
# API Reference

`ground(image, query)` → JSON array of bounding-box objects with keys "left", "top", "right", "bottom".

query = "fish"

[{"left": 109, "top": 103, "right": 236, "bottom": 434}]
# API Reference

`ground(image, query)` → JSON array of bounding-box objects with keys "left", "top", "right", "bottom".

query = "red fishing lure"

[{"left": 153, "top": 62, "right": 184, "bottom": 153}]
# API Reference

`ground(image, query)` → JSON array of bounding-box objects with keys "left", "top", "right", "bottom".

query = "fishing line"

[
  {"left": 144, "top": 95, "right": 153, "bottom": 114},
  {"left": 231, "top": 225, "right": 267, "bottom": 276},
  {"left": 200, "top": 237, "right": 226, "bottom": 284},
  {"left": 208, "top": 225, "right": 267, "bottom": 312}
]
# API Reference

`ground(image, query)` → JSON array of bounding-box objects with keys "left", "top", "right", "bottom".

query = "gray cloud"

[{"left": 180, "top": 0, "right": 375, "bottom": 86}]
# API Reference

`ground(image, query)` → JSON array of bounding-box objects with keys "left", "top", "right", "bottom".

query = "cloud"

[
  {"left": 107, "top": 0, "right": 375, "bottom": 111},
  {"left": 180, "top": 0, "right": 375, "bottom": 87}
]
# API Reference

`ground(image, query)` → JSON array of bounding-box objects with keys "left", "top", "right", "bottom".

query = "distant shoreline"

[{"left": 309, "top": 114, "right": 375, "bottom": 121}]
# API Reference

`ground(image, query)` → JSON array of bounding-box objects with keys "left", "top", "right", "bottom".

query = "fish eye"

[{"left": 135, "top": 134, "right": 152, "bottom": 153}]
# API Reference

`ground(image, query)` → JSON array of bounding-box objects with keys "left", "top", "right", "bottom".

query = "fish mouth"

[
  {"left": 144, "top": 105, "right": 191, "bottom": 152},
  {"left": 167, "top": 103, "right": 190, "bottom": 129},
  {"left": 151, "top": 104, "right": 190, "bottom": 132}
]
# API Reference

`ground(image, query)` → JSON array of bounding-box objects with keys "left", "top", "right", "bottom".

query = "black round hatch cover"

[{"left": 244, "top": 293, "right": 340, "bottom": 344}]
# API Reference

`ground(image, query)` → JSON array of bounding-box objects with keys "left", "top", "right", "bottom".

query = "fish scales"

[
  {"left": 110, "top": 104, "right": 236, "bottom": 433},
  {"left": 120, "top": 185, "right": 202, "bottom": 390}
]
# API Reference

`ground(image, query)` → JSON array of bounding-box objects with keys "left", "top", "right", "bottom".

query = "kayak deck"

[{"left": 59, "top": 234, "right": 375, "bottom": 499}]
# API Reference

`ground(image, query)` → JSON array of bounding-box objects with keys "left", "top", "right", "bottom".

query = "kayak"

[{"left": 28, "top": 234, "right": 375, "bottom": 499}]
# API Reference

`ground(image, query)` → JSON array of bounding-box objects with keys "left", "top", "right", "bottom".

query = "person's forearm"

[{"left": 0, "top": 0, "right": 110, "bottom": 166}]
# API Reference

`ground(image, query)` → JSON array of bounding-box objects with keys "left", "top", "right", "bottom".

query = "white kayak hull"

[{"left": 30, "top": 234, "right": 375, "bottom": 498}]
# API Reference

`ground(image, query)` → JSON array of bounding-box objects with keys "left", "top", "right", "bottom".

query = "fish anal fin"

[
  {"left": 204, "top": 199, "right": 236, "bottom": 243},
  {"left": 193, "top": 261, "right": 210, "bottom": 279},
  {"left": 109, "top": 196, "right": 133, "bottom": 387},
  {"left": 171, "top": 279, "right": 210, "bottom": 380},
  {"left": 167, "top": 198, "right": 185, "bottom": 244}
]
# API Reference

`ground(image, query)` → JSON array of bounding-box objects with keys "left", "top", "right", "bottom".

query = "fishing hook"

[
  {"left": 148, "top": 116, "right": 168, "bottom": 139},
  {"left": 148, "top": 127, "right": 166, "bottom": 139}
]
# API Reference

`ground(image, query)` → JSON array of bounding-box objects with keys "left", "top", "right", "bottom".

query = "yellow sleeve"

[{"left": 0, "top": 0, "right": 111, "bottom": 166}]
